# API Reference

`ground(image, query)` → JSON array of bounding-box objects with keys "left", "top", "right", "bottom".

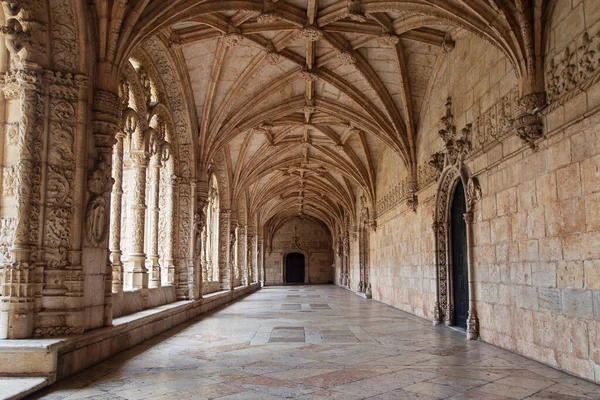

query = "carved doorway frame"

[
  {"left": 282, "top": 250, "right": 310, "bottom": 284},
  {"left": 432, "top": 164, "right": 481, "bottom": 340}
]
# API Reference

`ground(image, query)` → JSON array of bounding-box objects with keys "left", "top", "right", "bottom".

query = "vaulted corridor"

[
  {"left": 32, "top": 286, "right": 600, "bottom": 400},
  {"left": 2, "top": 1, "right": 600, "bottom": 397}
]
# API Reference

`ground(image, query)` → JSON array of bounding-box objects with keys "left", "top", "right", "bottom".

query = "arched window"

[{"left": 109, "top": 61, "right": 173, "bottom": 292}]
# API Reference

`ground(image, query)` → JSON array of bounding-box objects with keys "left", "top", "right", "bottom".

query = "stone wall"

[
  {"left": 366, "top": 2, "right": 600, "bottom": 383},
  {"left": 265, "top": 218, "right": 333, "bottom": 285}
]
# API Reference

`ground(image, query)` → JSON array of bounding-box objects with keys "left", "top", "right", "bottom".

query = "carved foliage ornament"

[{"left": 547, "top": 31, "right": 600, "bottom": 103}]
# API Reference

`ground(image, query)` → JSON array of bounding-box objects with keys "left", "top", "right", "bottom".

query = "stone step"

[{"left": 0, "top": 377, "right": 48, "bottom": 400}]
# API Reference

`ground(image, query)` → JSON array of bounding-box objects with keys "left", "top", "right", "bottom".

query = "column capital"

[
  {"left": 129, "top": 151, "right": 150, "bottom": 167},
  {"left": 463, "top": 212, "right": 474, "bottom": 224}
]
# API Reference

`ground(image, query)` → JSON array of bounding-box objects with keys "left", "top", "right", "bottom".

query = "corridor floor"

[{"left": 33, "top": 286, "right": 600, "bottom": 400}]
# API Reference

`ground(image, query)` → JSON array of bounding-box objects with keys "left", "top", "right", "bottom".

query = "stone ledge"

[{"left": 0, "top": 283, "right": 261, "bottom": 394}]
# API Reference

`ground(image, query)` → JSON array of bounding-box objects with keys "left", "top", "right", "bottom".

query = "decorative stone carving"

[
  {"left": 466, "top": 177, "right": 482, "bottom": 212},
  {"left": 2, "top": 166, "right": 16, "bottom": 196},
  {"left": 257, "top": 11, "right": 279, "bottom": 24},
  {"left": 5, "top": 122, "right": 18, "bottom": 146},
  {"left": 378, "top": 33, "right": 399, "bottom": 47},
  {"left": 441, "top": 33, "right": 455, "bottom": 53},
  {"left": 49, "top": 0, "right": 79, "bottom": 72},
  {"left": 264, "top": 42, "right": 282, "bottom": 65},
  {"left": 1, "top": 68, "right": 45, "bottom": 254},
  {"left": 546, "top": 31, "right": 600, "bottom": 104},
  {"left": 508, "top": 92, "right": 546, "bottom": 149},
  {"left": 470, "top": 87, "right": 519, "bottom": 153},
  {"left": 300, "top": 68, "right": 318, "bottom": 82},
  {"left": 376, "top": 178, "right": 419, "bottom": 215},
  {"left": 0, "top": 0, "right": 48, "bottom": 67},
  {"left": 0, "top": 218, "right": 16, "bottom": 265},
  {"left": 298, "top": 25, "right": 323, "bottom": 41},
  {"left": 337, "top": 42, "right": 357, "bottom": 66},
  {"left": 222, "top": 33, "right": 243, "bottom": 47},
  {"left": 428, "top": 97, "right": 473, "bottom": 176},
  {"left": 86, "top": 158, "right": 114, "bottom": 247}
]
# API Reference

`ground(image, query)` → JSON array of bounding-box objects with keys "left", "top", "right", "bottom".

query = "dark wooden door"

[
  {"left": 285, "top": 253, "right": 305, "bottom": 284},
  {"left": 451, "top": 180, "right": 469, "bottom": 329}
]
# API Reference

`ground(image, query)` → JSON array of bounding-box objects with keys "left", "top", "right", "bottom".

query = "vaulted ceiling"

[
  {"left": 172, "top": 1, "right": 454, "bottom": 230},
  {"left": 95, "top": 0, "right": 544, "bottom": 233}
]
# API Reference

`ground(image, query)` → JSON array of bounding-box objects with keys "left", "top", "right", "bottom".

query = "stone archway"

[
  {"left": 432, "top": 165, "right": 481, "bottom": 339},
  {"left": 429, "top": 97, "right": 482, "bottom": 340}
]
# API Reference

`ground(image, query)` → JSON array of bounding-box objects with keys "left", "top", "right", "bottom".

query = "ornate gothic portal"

[{"left": 3, "top": 0, "right": 600, "bottom": 392}]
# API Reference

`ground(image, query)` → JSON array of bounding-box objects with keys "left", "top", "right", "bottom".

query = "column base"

[{"left": 467, "top": 310, "right": 479, "bottom": 340}]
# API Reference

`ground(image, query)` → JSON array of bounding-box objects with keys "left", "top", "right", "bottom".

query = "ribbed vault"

[{"left": 91, "top": 0, "right": 545, "bottom": 236}]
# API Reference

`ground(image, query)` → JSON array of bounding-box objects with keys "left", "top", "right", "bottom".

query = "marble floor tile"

[{"left": 31, "top": 285, "right": 600, "bottom": 400}]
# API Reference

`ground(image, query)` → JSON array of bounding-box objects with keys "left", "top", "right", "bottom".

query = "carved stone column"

[
  {"left": 231, "top": 221, "right": 240, "bottom": 287},
  {"left": 192, "top": 200, "right": 205, "bottom": 298},
  {"left": 258, "top": 236, "right": 265, "bottom": 286},
  {"left": 219, "top": 210, "right": 232, "bottom": 290},
  {"left": 241, "top": 225, "right": 248, "bottom": 286},
  {"left": 464, "top": 212, "right": 479, "bottom": 339},
  {"left": 109, "top": 132, "right": 125, "bottom": 292},
  {"left": 0, "top": 68, "right": 43, "bottom": 338},
  {"left": 342, "top": 231, "right": 350, "bottom": 288},
  {"left": 128, "top": 152, "right": 149, "bottom": 295},
  {"left": 165, "top": 174, "right": 177, "bottom": 286},
  {"left": 358, "top": 225, "right": 365, "bottom": 293},
  {"left": 199, "top": 198, "right": 209, "bottom": 284},
  {"left": 175, "top": 177, "right": 193, "bottom": 300},
  {"left": 148, "top": 154, "right": 161, "bottom": 289},
  {"left": 432, "top": 222, "right": 442, "bottom": 326}
]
